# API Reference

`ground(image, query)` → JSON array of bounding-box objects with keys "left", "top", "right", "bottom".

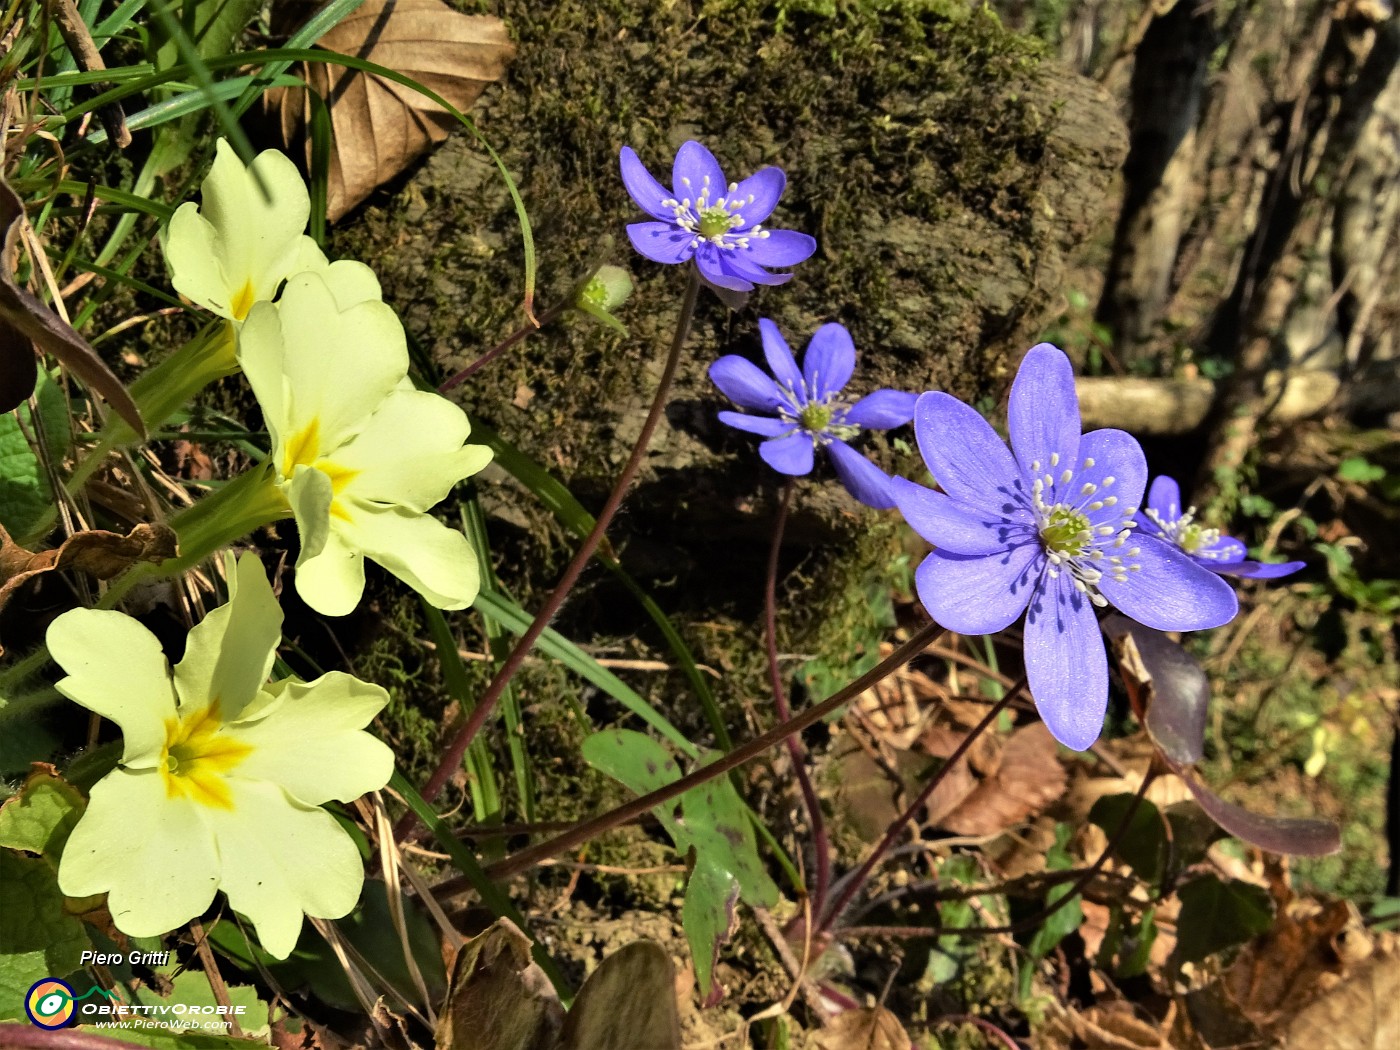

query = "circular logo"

[{"left": 25, "top": 978, "right": 76, "bottom": 1029}]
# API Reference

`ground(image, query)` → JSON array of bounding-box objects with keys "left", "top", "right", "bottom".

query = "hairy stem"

[
  {"left": 481, "top": 620, "right": 948, "bottom": 880},
  {"left": 765, "top": 481, "right": 830, "bottom": 911},
  {"left": 407, "top": 268, "right": 703, "bottom": 819},
  {"left": 817, "top": 684, "right": 1022, "bottom": 936}
]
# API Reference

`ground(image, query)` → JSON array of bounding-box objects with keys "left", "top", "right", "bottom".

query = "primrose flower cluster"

[
  {"left": 49, "top": 142, "right": 497, "bottom": 959},
  {"left": 164, "top": 140, "right": 492, "bottom": 616},
  {"left": 622, "top": 140, "right": 1302, "bottom": 753}
]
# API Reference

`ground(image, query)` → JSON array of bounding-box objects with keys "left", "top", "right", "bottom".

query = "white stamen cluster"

[
  {"left": 663, "top": 174, "right": 773, "bottom": 252},
  {"left": 772, "top": 374, "right": 858, "bottom": 443},
  {"left": 1143, "top": 502, "right": 1223, "bottom": 557},
  {"left": 1028, "top": 453, "right": 1141, "bottom": 606}
]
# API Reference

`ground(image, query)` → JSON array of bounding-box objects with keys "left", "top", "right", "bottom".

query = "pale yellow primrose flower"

[
  {"left": 51, "top": 555, "right": 393, "bottom": 959},
  {"left": 164, "top": 139, "right": 333, "bottom": 322},
  {"left": 239, "top": 270, "right": 493, "bottom": 616}
]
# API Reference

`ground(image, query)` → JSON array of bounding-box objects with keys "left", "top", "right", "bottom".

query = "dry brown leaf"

[
  {"left": 0, "top": 522, "right": 177, "bottom": 652},
  {"left": 268, "top": 0, "right": 514, "bottom": 220},
  {"left": 1284, "top": 950, "right": 1400, "bottom": 1049},
  {"left": 810, "top": 1007, "right": 910, "bottom": 1050},
  {"left": 0, "top": 178, "right": 143, "bottom": 432},
  {"left": 938, "top": 723, "right": 1068, "bottom": 837}
]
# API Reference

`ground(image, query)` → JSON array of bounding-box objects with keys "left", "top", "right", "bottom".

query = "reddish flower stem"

[
  {"left": 765, "top": 480, "right": 831, "bottom": 913},
  {"left": 816, "top": 683, "right": 1024, "bottom": 936},
  {"left": 402, "top": 268, "right": 702, "bottom": 828},
  {"left": 481, "top": 619, "right": 948, "bottom": 880}
]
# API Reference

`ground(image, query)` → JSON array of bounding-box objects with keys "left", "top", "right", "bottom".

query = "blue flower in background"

[
  {"left": 1137, "top": 476, "right": 1305, "bottom": 579},
  {"left": 709, "top": 319, "right": 917, "bottom": 509},
  {"left": 620, "top": 141, "right": 816, "bottom": 292},
  {"left": 890, "top": 343, "right": 1239, "bottom": 751}
]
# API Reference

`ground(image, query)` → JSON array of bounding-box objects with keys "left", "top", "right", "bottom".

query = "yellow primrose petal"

[
  {"left": 46, "top": 610, "right": 175, "bottom": 768},
  {"left": 241, "top": 272, "right": 407, "bottom": 460},
  {"left": 174, "top": 552, "right": 283, "bottom": 722},
  {"left": 203, "top": 779, "right": 368, "bottom": 960},
  {"left": 338, "top": 503, "right": 482, "bottom": 611},
  {"left": 334, "top": 389, "right": 493, "bottom": 511},
  {"left": 231, "top": 672, "right": 392, "bottom": 805},
  {"left": 165, "top": 141, "right": 322, "bottom": 321},
  {"left": 58, "top": 767, "right": 220, "bottom": 938}
]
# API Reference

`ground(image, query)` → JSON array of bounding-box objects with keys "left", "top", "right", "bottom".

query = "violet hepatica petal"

[
  {"left": 618, "top": 141, "right": 815, "bottom": 291},
  {"left": 709, "top": 319, "right": 915, "bottom": 510},
  {"left": 1136, "top": 473, "right": 1305, "bottom": 581},
  {"left": 893, "top": 344, "right": 1240, "bottom": 752}
]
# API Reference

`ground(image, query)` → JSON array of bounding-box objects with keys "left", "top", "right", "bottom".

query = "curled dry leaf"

[
  {"left": 1107, "top": 618, "right": 1341, "bottom": 858},
  {"left": 810, "top": 1007, "right": 911, "bottom": 1050},
  {"left": 268, "top": 0, "right": 515, "bottom": 221},
  {"left": 0, "top": 177, "right": 143, "bottom": 433},
  {"left": 0, "top": 522, "right": 177, "bottom": 652},
  {"left": 434, "top": 918, "right": 680, "bottom": 1050}
]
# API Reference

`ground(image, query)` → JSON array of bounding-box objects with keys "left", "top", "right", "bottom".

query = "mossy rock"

[
  {"left": 340, "top": 0, "right": 1123, "bottom": 548},
  {"left": 330, "top": 0, "right": 1127, "bottom": 753}
]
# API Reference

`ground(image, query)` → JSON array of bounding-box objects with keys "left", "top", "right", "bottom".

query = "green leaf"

[
  {"left": 676, "top": 754, "right": 779, "bottom": 909},
  {"left": 1338, "top": 456, "right": 1386, "bottom": 483},
  {"left": 0, "top": 851, "right": 90, "bottom": 1020},
  {"left": 1171, "top": 875, "right": 1273, "bottom": 967},
  {"left": 1089, "top": 793, "right": 1165, "bottom": 888},
  {"left": 0, "top": 766, "right": 86, "bottom": 858},
  {"left": 683, "top": 854, "right": 739, "bottom": 1001},
  {"left": 127, "top": 969, "right": 269, "bottom": 1040},
  {"left": 1025, "top": 824, "right": 1081, "bottom": 962},
  {"left": 0, "top": 370, "right": 71, "bottom": 537},
  {"left": 580, "top": 729, "right": 684, "bottom": 838}
]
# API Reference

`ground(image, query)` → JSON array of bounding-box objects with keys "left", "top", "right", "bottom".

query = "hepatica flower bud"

[
  {"left": 1136, "top": 475, "right": 1305, "bottom": 579},
  {"left": 619, "top": 141, "right": 816, "bottom": 292},
  {"left": 710, "top": 319, "right": 917, "bottom": 509},
  {"left": 50, "top": 554, "right": 393, "bottom": 959},
  {"left": 891, "top": 343, "right": 1239, "bottom": 751}
]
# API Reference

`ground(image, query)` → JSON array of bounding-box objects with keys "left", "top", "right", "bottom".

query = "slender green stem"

[
  {"left": 405, "top": 268, "right": 703, "bottom": 819},
  {"left": 481, "top": 620, "right": 948, "bottom": 881}
]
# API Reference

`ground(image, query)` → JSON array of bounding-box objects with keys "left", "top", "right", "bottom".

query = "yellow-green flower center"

[
  {"left": 1039, "top": 506, "right": 1092, "bottom": 556},
  {"left": 161, "top": 700, "right": 251, "bottom": 810},
  {"left": 799, "top": 402, "right": 833, "bottom": 433},
  {"left": 697, "top": 207, "right": 739, "bottom": 239},
  {"left": 281, "top": 417, "right": 361, "bottom": 521}
]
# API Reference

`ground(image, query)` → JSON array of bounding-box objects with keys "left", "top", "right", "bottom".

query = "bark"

[
  {"left": 1196, "top": 8, "right": 1400, "bottom": 506},
  {"left": 1095, "top": 0, "right": 1215, "bottom": 357}
]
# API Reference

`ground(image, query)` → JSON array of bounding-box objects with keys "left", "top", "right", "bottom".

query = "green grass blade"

[
  {"left": 470, "top": 418, "right": 733, "bottom": 748},
  {"left": 463, "top": 498, "right": 536, "bottom": 823},
  {"left": 84, "top": 72, "right": 305, "bottom": 144},
  {"left": 471, "top": 591, "right": 698, "bottom": 760},
  {"left": 390, "top": 770, "right": 573, "bottom": 1000},
  {"left": 421, "top": 602, "right": 501, "bottom": 827}
]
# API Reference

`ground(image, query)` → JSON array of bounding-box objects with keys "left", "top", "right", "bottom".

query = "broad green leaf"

[
  {"left": 1171, "top": 875, "right": 1273, "bottom": 967},
  {"left": 683, "top": 855, "right": 738, "bottom": 1002},
  {"left": 0, "top": 766, "right": 86, "bottom": 858},
  {"left": 1025, "top": 824, "right": 1081, "bottom": 963},
  {"left": 1088, "top": 793, "right": 1166, "bottom": 888},
  {"left": 128, "top": 969, "right": 268, "bottom": 1039},
  {"left": 0, "top": 370, "right": 72, "bottom": 537},
  {"left": 580, "top": 730, "right": 684, "bottom": 840},
  {"left": 677, "top": 754, "right": 779, "bottom": 909},
  {"left": 0, "top": 851, "right": 90, "bottom": 1020}
]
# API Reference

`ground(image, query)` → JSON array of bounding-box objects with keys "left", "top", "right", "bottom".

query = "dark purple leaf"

[
  {"left": 0, "top": 179, "right": 144, "bottom": 438},
  {"left": 1180, "top": 769, "right": 1341, "bottom": 858},
  {"left": 1104, "top": 614, "right": 1208, "bottom": 765}
]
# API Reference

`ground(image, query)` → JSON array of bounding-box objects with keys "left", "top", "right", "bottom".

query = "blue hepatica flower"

[
  {"left": 1136, "top": 476, "right": 1305, "bottom": 579},
  {"left": 710, "top": 319, "right": 917, "bottom": 510},
  {"left": 890, "top": 343, "right": 1239, "bottom": 751},
  {"left": 620, "top": 141, "right": 816, "bottom": 292}
]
